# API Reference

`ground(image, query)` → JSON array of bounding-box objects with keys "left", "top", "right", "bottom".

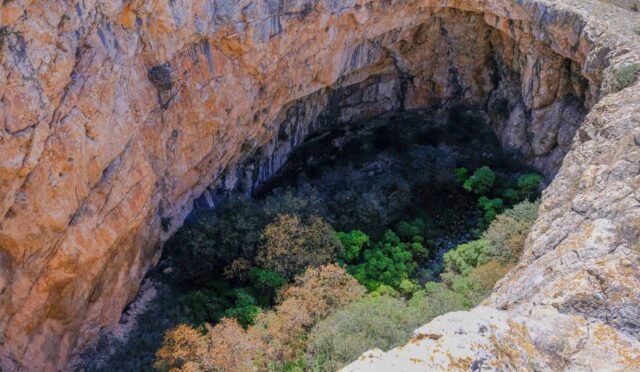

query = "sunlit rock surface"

[{"left": 0, "top": 0, "right": 639, "bottom": 370}]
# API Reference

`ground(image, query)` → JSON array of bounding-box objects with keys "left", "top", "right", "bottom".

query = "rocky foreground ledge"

[{"left": 1, "top": 0, "right": 639, "bottom": 370}]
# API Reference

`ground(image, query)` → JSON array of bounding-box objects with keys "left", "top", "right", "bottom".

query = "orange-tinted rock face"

[{"left": 0, "top": 0, "right": 638, "bottom": 370}]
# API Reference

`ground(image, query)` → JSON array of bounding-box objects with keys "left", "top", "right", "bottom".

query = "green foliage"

[
  {"left": 443, "top": 239, "right": 491, "bottom": 276},
  {"left": 167, "top": 197, "right": 265, "bottom": 282},
  {"left": 348, "top": 231, "right": 416, "bottom": 291},
  {"left": 395, "top": 218, "right": 431, "bottom": 260},
  {"left": 478, "top": 196, "right": 504, "bottom": 223},
  {"left": 502, "top": 188, "right": 520, "bottom": 204},
  {"left": 394, "top": 218, "right": 424, "bottom": 240},
  {"left": 370, "top": 284, "right": 400, "bottom": 298},
  {"left": 408, "top": 282, "right": 471, "bottom": 318},
  {"left": 336, "top": 230, "right": 370, "bottom": 263},
  {"left": 179, "top": 289, "right": 230, "bottom": 325},
  {"left": 482, "top": 200, "right": 539, "bottom": 263},
  {"left": 454, "top": 167, "right": 469, "bottom": 184},
  {"left": 225, "top": 289, "right": 261, "bottom": 328},
  {"left": 307, "top": 295, "right": 422, "bottom": 371},
  {"left": 397, "top": 279, "right": 420, "bottom": 295},
  {"left": 516, "top": 173, "right": 543, "bottom": 199},
  {"left": 463, "top": 166, "right": 496, "bottom": 195},
  {"left": 308, "top": 282, "right": 473, "bottom": 371},
  {"left": 248, "top": 268, "right": 287, "bottom": 291}
]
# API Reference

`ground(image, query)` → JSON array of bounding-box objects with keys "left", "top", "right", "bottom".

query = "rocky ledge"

[{"left": 0, "top": 0, "right": 639, "bottom": 370}]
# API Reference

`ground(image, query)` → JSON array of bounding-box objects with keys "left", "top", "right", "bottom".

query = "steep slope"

[{"left": 0, "top": 0, "right": 638, "bottom": 370}]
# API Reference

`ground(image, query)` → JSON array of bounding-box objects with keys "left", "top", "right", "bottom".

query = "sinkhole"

[{"left": 81, "top": 7, "right": 595, "bottom": 370}]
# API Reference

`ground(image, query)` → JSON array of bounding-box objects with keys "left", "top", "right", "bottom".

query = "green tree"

[
  {"left": 348, "top": 231, "right": 416, "bottom": 291},
  {"left": 443, "top": 239, "right": 492, "bottom": 276},
  {"left": 454, "top": 167, "right": 469, "bottom": 184},
  {"left": 516, "top": 173, "right": 544, "bottom": 199},
  {"left": 478, "top": 196, "right": 504, "bottom": 223},
  {"left": 336, "top": 230, "right": 370, "bottom": 263},
  {"left": 463, "top": 166, "right": 496, "bottom": 195},
  {"left": 225, "top": 289, "right": 261, "bottom": 328}
]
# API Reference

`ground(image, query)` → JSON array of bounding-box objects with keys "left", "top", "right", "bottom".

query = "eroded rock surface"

[{"left": 0, "top": 0, "right": 639, "bottom": 370}]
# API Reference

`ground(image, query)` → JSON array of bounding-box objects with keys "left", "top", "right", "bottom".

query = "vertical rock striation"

[{"left": 0, "top": 0, "right": 638, "bottom": 370}]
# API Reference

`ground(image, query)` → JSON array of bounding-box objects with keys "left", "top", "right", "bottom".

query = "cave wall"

[
  {"left": 0, "top": 0, "right": 638, "bottom": 370},
  {"left": 212, "top": 10, "right": 590, "bottom": 199}
]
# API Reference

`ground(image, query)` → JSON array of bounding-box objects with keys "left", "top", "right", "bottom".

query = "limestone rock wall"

[{"left": 0, "top": 0, "right": 638, "bottom": 370}]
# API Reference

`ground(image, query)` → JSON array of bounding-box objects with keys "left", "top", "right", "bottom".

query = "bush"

[
  {"left": 279, "top": 264, "right": 366, "bottom": 321},
  {"left": 224, "top": 289, "right": 261, "bottom": 328},
  {"left": 307, "top": 295, "right": 421, "bottom": 371},
  {"left": 251, "top": 265, "right": 364, "bottom": 368},
  {"left": 478, "top": 196, "right": 504, "bottom": 224},
  {"left": 395, "top": 218, "right": 426, "bottom": 242},
  {"left": 454, "top": 167, "right": 468, "bottom": 184},
  {"left": 516, "top": 173, "right": 543, "bottom": 199},
  {"left": 261, "top": 188, "right": 328, "bottom": 222},
  {"left": 348, "top": 230, "right": 417, "bottom": 291},
  {"left": 336, "top": 230, "right": 370, "bottom": 263},
  {"left": 443, "top": 239, "right": 492, "bottom": 276},
  {"left": 179, "top": 290, "right": 230, "bottom": 325},
  {"left": 442, "top": 261, "right": 512, "bottom": 305},
  {"left": 463, "top": 166, "right": 496, "bottom": 195},
  {"left": 502, "top": 188, "right": 519, "bottom": 204},
  {"left": 407, "top": 282, "right": 470, "bottom": 318},
  {"left": 248, "top": 268, "right": 287, "bottom": 291},
  {"left": 482, "top": 200, "right": 539, "bottom": 262},
  {"left": 167, "top": 197, "right": 265, "bottom": 282},
  {"left": 155, "top": 319, "right": 262, "bottom": 372},
  {"left": 257, "top": 215, "right": 342, "bottom": 278}
]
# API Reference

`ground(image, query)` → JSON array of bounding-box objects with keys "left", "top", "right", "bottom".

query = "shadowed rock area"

[{"left": 0, "top": 0, "right": 639, "bottom": 370}]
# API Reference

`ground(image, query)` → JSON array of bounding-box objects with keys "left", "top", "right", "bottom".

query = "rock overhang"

[{"left": 0, "top": 0, "right": 639, "bottom": 370}]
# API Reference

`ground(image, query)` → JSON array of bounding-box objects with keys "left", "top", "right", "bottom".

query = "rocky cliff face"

[{"left": 0, "top": 0, "right": 639, "bottom": 370}]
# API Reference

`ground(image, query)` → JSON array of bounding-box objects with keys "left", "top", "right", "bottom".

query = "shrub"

[
  {"left": 443, "top": 239, "right": 492, "bottom": 276},
  {"left": 395, "top": 218, "right": 426, "bottom": 242},
  {"left": 454, "top": 167, "right": 469, "bottom": 184},
  {"left": 257, "top": 215, "right": 342, "bottom": 278},
  {"left": 262, "top": 188, "right": 328, "bottom": 222},
  {"left": 502, "top": 188, "right": 520, "bottom": 204},
  {"left": 279, "top": 264, "right": 366, "bottom": 321},
  {"left": 482, "top": 200, "right": 539, "bottom": 263},
  {"left": 307, "top": 295, "right": 421, "bottom": 371},
  {"left": 407, "top": 282, "right": 470, "bottom": 318},
  {"left": 337, "top": 230, "right": 370, "bottom": 263},
  {"left": 224, "top": 289, "right": 261, "bottom": 328},
  {"left": 251, "top": 301, "right": 312, "bottom": 366},
  {"left": 154, "top": 319, "right": 262, "bottom": 372},
  {"left": 463, "top": 166, "right": 496, "bottom": 194},
  {"left": 443, "top": 261, "right": 512, "bottom": 305},
  {"left": 516, "top": 173, "right": 543, "bottom": 199},
  {"left": 248, "top": 268, "right": 287, "bottom": 291},
  {"left": 348, "top": 230, "right": 417, "bottom": 291},
  {"left": 251, "top": 265, "right": 364, "bottom": 368},
  {"left": 478, "top": 196, "right": 504, "bottom": 223},
  {"left": 167, "top": 197, "right": 265, "bottom": 282},
  {"left": 179, "top": 290, "right": 229, "bottom": 325}
]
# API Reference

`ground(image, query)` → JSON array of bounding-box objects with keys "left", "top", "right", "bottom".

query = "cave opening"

[{"left": 80, "top": 7, "right": 593, "bottom": 371}]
